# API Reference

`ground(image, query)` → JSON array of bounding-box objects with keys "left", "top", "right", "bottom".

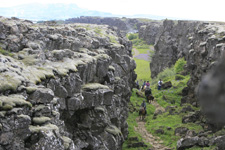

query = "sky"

[{"left": 0, "top": 0, "right": 225, "bottom": 22}]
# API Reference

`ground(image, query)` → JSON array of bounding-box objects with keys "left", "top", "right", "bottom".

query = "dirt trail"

[{"left": 135, "top": 101, "right": 171, "bottom": 150}]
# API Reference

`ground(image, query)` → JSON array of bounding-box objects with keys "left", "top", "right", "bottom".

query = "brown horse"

[
  {"left": 147, "top": 95, "right": 154, "bottom": 104},
  {"left": 139, "top": 107, "right": 146, "bottom": 121}
]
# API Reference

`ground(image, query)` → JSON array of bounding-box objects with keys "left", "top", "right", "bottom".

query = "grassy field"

[{"left": 134, "top": 58, "right": 151, "bottom": 82}]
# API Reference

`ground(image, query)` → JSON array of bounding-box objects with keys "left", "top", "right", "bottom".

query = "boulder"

[
  {"left": 182, "top": 111, "right": 200, "bottom": 123},
  {"left": 177, "top": 136, "right": 199, "bottom": 150},
  {"left": 155, "top": 129, "right": 164, "bottom": 134},
  {"left": 174, "top": 127, "right": 189, "bottom": 137},
  {"left": 161, "top": 81, "right": 172, "bottom": 89}
]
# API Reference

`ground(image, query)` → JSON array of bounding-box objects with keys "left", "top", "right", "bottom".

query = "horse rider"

[
  {"left": 140, "top": 100, "right": 147, "bottom": 114},
  {"left": 145, "top": 86, "right": 152, "bottom": 100}
]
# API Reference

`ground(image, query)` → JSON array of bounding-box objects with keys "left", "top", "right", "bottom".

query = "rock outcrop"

[
  {"left": 138, "top": 21, "right": 162, "bottom": 45},
  {"left": 65, "top": 16, "right": 157, "bottom": 34},
  {"left": 0, "top": 17, "right": 136, "bottom": 150},
  {"left": 150, "top": 20, "right": 225, "bottom": 105}
]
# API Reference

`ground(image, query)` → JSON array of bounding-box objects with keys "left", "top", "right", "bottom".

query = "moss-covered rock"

[
  {"left": 62, "top": 136, "right": 72, "bottom": 149},
  {"left": 18, "top": 114, "right": 31, "bottom": 121},
  {"left": 82, "top": 83, "right": 109, "bottom": 91},
  {"left": 29, "top": 123, "right": 58, "bottom": 133},
  {"left": 0, "top": 94, "right": 32, "bottom": 109},
  {"left": 33, "top": 116, "right": 51, "bottom": 125},
  {"left": 105, "top": 125, "right": 122, "bottom": 136}
]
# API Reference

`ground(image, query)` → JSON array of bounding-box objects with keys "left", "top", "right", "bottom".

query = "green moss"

[
  {"left": 95, "top": 54, "right": 110, "bottom": 60},
  {"left": 29, "top": 123, "right": 59, "bottom": 133},
  {"left": 105, "top": 125, "right": 122, "bottom": 136},
  {"left": 62, "top": 136, "right": 72, "bottom": 149},
  {"left": 108, "top": 35, "right": 118, "bottom": 44},
  {"left": 21, "top": 55, "right": 38, "bottom": 66},
  {"left": 0, "top": 95, "right": 32, "bottom": 109},
  {"left": 52, "top": 110, "right": 60, "bottom": 116},
  {"left": 82, "top": 83, "right": 109, "bottom": 91},
  {"left": 33, "top": 117, "right": 51, "bottom": 124},
  {"left": 108, "top": 65, "right": 115, "bottom": 71},
  {"left": 0, "top": 72, "right": 23, "bottom": 92},
  {"left": 0, "top": 101, "right": 2, "bottom": 107},
  {"left": 94, "top": 28, "right": 103, "bottom": 35},
  {"left": 18, "top": 114, "right": 31, "bottom": 120},
  {"left": 2, "top": 104, "right": 13, "bottom": 110},
  {"left": 34, "top": 105, "right": 46, "bottom": 111},
  {"left": 95, "top": 106, "right": 105, "bottom": 112},
  {"left": 0, "top": 48, "right": 14, "bottom": 57},
  {"left": 0, "top": 111, "right": 6, "bottom": 117},
  {"left": 25, "top": 86, "right": 38, "bottom": 94}
]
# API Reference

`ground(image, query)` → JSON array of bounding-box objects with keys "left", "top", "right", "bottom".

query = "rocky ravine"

[
  {"left": 149, "top": 20, "right": 225, "bottom": 106},
  {"left": 0, "top": 17, "right": 136, "bottom": 150}
]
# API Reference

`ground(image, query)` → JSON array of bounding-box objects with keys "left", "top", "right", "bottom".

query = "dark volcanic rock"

[
  {"left": 0, "top": 17, "right": 136, "bottom": 150},
  {"left": 175, "top": 127, "right": 189, "bottom": 137},
  {"left": 177, "top": 136, "right": 199, "bottom": 150},
  {"left": 161, "top": 81, "right": 172, "bottom": 89},
  {"left": 150, "top": 19, "right": 225, "bottom": 105}
]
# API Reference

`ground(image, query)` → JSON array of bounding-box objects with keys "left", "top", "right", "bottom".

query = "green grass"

[{"left": 134, "top": 58, "right": 151, "bottom": 82}]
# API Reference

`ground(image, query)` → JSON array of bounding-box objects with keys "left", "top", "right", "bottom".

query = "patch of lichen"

[
  {"left": 33, "top": 117, "right": 51, "bottom": 124},
  {"left": 0, "top": 95, "right": 32, "bottom": 110},
  {"left": 0, "top": 72, "right": 23, "bottom": 92},
  {"left": 82, "top": 83, "right": 109, "bottom": 91},
  {"left": 105, "top": 125, "right": 122, "bottom": 136},
  {"left": 18, "top": 114, "right": 31, "bottom": 120},
  {"left": 108, "top": 65, "right": 115, "bottom": 71},
  {"left": 29, "top": 123, "right": 59, "bottom": 133},
  {"left": 62, "top": 136, "right": 72, "bottom": 149}
]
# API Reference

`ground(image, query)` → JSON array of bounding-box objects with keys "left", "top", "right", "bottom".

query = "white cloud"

[{"left": 0, "top": 0, "right": 225, "bottom": 22}]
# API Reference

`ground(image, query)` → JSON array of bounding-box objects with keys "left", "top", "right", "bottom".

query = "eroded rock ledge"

[{"left": 0, "top": 17, "right": 136, "bottom": 150}]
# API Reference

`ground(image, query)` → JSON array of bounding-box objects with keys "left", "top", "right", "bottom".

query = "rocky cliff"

[
  {"left": 138, "top": 21, "right": 162, "bottom": 45},
  {"left": 65, "top": 16, "right": 156, "bottom": 34},
  {"left": 150, "top": 20, "right": 225, "bottom": 105},
  {"left": 0, "top": 17, "right": 136, "bottom": 150}
]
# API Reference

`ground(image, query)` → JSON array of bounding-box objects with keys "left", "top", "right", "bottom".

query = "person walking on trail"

[
  {"left": 146, "top": 81, "right": 150, "bottom": 88},
  {"left": 145, "top": 86, "right": 152, "bottom": 100},
  {"left": 158, "top": 79, "right": 163, "bottom": 90},
  {"left": 142, "top": 81, "right": 146, "bottom": 90}
]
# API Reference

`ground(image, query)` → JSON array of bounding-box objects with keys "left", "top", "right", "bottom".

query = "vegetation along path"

[{"left": 135, "top": 101, "right": 170, "bottom": 150}]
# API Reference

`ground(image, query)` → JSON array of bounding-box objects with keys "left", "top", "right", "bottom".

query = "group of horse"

[{"left": 138, "top": 85, "right": 155, "bottom": 121}]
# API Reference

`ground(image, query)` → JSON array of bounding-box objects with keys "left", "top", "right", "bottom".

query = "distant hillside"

[
  {"left": 0, "top": 3, "right": 171, "bottom": 21},
  {"left": 0, "top": 3, "right": 113, "bottom": 21}
]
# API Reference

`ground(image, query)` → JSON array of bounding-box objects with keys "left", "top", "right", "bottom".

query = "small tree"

[{"left": 174, "top": 57, "right": 186, "bottom": 73}]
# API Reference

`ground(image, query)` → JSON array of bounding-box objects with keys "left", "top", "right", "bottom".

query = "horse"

[
  {"left": 147, "top": 95, "right": 154, "bottom": 104},
  {"left": 139, "top": 107, "right": 146, "bottom": 121}
]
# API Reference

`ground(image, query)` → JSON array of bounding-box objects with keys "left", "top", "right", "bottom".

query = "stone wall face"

[
  {"left": 138, "top": 22, "right": 162, "bottom": 45},
  {"left": 0, "top": 17, "right": 136, "bottom": 150},
  {"left": 149, "top": 20, "right": 225, "bottom": 104}
]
